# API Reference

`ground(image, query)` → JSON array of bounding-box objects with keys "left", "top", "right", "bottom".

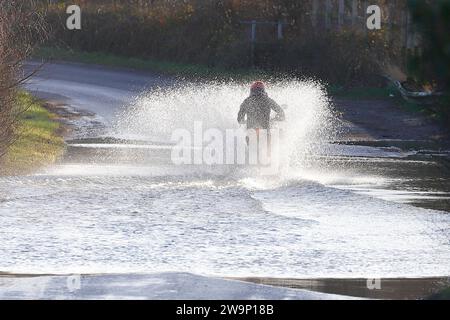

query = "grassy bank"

[
  {"left": 0, "top": 92, "right": 65, "bottom": 175},
  {"left": 35, "top": 46, "right": 268, "bottom": 81}
]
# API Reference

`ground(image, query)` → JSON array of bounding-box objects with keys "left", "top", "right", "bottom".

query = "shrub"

[
  {"left": 0, "top": 1, "right": 47, "bottom": 160},
  {"left": 41, "top": 0, "right": 397, "bottom": 86}
]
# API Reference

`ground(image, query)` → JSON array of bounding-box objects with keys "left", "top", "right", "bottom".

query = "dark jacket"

[{"left": 237, "top": 92, "right": 285, "bottom": 129}]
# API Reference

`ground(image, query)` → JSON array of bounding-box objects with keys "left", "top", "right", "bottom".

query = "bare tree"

[{"left": 0, "top": 0, "right": 48, "bottom": 160}]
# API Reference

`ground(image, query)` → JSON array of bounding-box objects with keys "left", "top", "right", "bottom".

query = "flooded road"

[
  {"left": 2, "top": 146, "right": 449, "bottom": 278},
  {"left": 1, "top": 62, "right": 449, "bottom": 295}
]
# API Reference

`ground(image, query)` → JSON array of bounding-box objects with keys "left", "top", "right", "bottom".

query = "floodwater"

[{"left": 1, "top": 79, "right": 450, "bottom": 285}]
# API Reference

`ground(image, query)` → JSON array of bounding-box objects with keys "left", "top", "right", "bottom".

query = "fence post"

[
  {"left": 351, "top": 0, "right": 358, "bottom": 27},
  {"left": 325, "top": 0, "right": 332, "bottom": 30},
  {"left": 277, "top": 21, "right": 283, "bottom": 40},
  {"left": 387, "top": 0, "right": 394, "bottom": 43},
  {"left": 312, "top": 0, "right": 319, "bottom": 28},
  {"left": 406, "top": 10, "right": 413, "bottom": 49},
  {"left": 363, "top": 0, "right": 368, "bottom": 34},
  {"left": 338, "top": 0, "right": 345, "bottom": 29},
  {"left": 251, "top": 20, "right": 256, "bottom": 67}
]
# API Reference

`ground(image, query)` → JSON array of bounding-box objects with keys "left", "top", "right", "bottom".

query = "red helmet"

[{"left": 250, "top": 81, "right": 265, "bottom": 92}]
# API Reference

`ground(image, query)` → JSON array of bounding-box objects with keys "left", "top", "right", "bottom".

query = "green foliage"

[
  {"left": 39, "top": 0, "right": 393, "bottom": 86},
  {"left": 408, "top": 0, "right": 450, "bottom": 89},
  {"left": 408, "top": 0, "right": 450, "bottom": 122}
]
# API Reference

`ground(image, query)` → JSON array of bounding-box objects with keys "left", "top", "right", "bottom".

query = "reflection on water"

[
  {"left": 298, "top": 152, "right": 450, "bottom": 212},
  {"left": 234, "top": 276, "right": 450, "bottom": 300}
]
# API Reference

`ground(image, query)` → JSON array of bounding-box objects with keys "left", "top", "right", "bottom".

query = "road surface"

[
  {"left": 24, "top": 61, "right": 173, "bottom": 122},
  {"left": 0, "top": 60, "right": 447, "bottom": 300}
]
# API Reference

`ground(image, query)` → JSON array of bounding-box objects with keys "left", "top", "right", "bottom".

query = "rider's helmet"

[{"left": 250, "top": 81, "right": 266, "bottom": 95}]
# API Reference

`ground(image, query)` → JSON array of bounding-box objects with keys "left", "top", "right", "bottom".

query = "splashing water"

[{"left": 112, "top": 80, "right": 337, "bottom": 170}]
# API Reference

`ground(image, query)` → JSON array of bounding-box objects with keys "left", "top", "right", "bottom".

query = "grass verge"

[
  {"left": 35, "top": 46, "right": 267, "bottom": 81},
  {"left": 0, "top": 91, "right": 65, "bottom": 175}
]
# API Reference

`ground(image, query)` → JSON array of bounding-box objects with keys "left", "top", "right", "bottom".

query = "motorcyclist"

[
  {"left": 237, "top": 81, "right": 285, "bottom": 130},
  {"left": 237, "top": 81, "right": 285, "bottom": 157}
]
